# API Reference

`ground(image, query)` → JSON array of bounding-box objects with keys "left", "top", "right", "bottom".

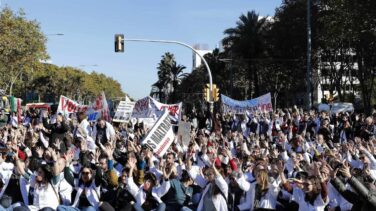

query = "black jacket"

[
  {"left": 331, "top": 177, "right": 376, "bottom": 211},
  {"left": 42, "top": 117, "right": 69, "bottom": 152}
]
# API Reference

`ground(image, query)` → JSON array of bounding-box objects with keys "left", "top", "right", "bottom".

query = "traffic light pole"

[{"left": 120, "top": 38, "right": 215, "bottom": 113}]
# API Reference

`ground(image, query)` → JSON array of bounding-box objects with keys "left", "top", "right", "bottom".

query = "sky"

[{"left": 1, "top": 0, "right": 282, "bottom": 100}]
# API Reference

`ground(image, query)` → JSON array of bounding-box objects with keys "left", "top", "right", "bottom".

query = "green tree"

[
  {"left": 165, "top": 62, "right": 187, "bottom": 103},
  {"left": 152, "top": 52, "right": 187, "bottom": 103},
  {"left": 223, "top": 11, "right": 268, "bottom": 98},
  {"left": 0, "top": 7, "right": 48, "bottom": 96}
]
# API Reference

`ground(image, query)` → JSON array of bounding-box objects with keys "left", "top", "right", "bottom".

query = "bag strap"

[{"left": 49, "top": 181, "right": 61, "bottom": 204}]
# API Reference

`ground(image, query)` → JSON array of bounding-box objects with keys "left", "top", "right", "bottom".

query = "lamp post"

[
  {"left": 115, "top": 36, "right": 215, "bottom": 113},
  {"left": 307, "top": 0, "right": 313, "bottom": 109}
]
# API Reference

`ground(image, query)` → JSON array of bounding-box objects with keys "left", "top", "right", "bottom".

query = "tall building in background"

[{"left": 192, "top": 44, "right": 212, "bottom": 70}]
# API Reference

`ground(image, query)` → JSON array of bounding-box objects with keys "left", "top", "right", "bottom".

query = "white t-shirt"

[
  {"left": 292, "top": 187, "right": 328, "bottom": 211},
  {"left": 29, "top": 183, "right": 60, "bottom": 211}
]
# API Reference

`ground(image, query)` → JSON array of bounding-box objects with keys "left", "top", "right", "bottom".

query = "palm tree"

[
  {"left": 154, "top": 53, "right": 175, "bottom": 102},
  {"left": 150, "top": 80, "right": 165, "bottom": 102},
  {"left": 165, "top": 62, "right": 188, "bottom": 103},
  {"left": 223, "top": 11, "right": 267, "bottom": 98},
  {"left": 151, "top": 52, "right": 188, "bottom": 103}
]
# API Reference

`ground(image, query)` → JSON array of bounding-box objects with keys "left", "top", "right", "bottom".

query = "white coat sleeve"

[
  {"left": 153, "top": 180, "right": 171, "bottom": 197},
  {"left": 215, "top": 175, "right": 228, "bottom": 199},
  {"left": 126, "top": 177, "right": 140, "bottom": 198}
]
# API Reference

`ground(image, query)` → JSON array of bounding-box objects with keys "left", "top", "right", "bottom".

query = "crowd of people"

[{"left": 0, "top": 105, "right": 376, "bottom": 211}]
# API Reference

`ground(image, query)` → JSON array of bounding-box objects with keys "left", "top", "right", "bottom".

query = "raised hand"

[
  {"left": 54, "top": 139, "right": 61, "bottom": 150},
  {"left": 339, "top": 162, "right": 351, "bottom": 178},
  {"left": 277, "top": 160, "right": 285, "bottom": 174},
  {"left": 127, "top": 157, "right": 137, "bottom": 170},
  {"left": 104, "top": 145, "right": 114, "bottom": 160},
  {"left": 36, "top": 147, "right": 44, "bottom": 158},
  {"left": 48, "top": 147, "right": 58, "bottom": 161}
]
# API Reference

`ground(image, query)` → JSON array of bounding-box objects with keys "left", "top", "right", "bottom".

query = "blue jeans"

[
  {"left": 133, "top": 203, "right": 166, "bottom": 211},
  {"left": 57, "top": 205, "right": 96, "bottom": 211}
]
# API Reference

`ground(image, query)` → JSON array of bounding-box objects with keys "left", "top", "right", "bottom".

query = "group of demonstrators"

[{"left": 0, "top": 102, "right": 376, "bottom": 211}]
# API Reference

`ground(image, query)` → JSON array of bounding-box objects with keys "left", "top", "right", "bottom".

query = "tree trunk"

[
  {"left": 357, "top": 48, "right": 372, "bottom": 115},
  {"left": 274, "top": 92, "right": 278, "bottom": 111},
  {"left": 253, "top": 65, "right": 259, "bottom": 97}
]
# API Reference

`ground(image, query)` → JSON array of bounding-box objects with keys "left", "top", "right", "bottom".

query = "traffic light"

[
  {"left": 212, "top": 85, "right": 220, "bottom": 102},
  {"left": 203, "top": 85, "right": 211, "bottom": 102},
  {"left": 115, "top": 34, "right": 124, "bottom": 52},
  {"left": 203, "top": 84, "right": 220, "bottom": 102}
]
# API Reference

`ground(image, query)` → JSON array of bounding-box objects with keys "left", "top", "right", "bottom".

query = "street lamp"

[
  {"left": 307, "top": 0, "right": 313, "bottom": 109},
  {"left": 114, "top": 35, "right": 215, "bottom": 113}
]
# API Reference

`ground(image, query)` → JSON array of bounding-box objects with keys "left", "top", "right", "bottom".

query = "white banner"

[
  {"left": 131, "top": 97, "right": 182, "bottom": 125},
  {"left": 142, "top": 110, "right": 175, "bottom": 157},
  {"left": 150, "top": 98, "right": 182, "bottom": 124},
  {"left": 221, "top": 93, "right": 273, "bottom": 114},
  {"left": 57, "top": 92, "right": 111, "bottom": 122},
  {"left": 57, "top": 96, "right": 89, "bottom": 114},
  {"left": 131, "top": 97, "right": 154, "bottom": 119},
  {"left": 113, "top": 101, "right": 135, "bottom": 123}
]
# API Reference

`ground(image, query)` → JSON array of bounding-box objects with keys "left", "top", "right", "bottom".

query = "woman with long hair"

[
  {"left": 237, "top": 166, "right": 280, "bottom": 211},
  {"left": 28, "top": 163, "right": 60, "bottom": 211}
]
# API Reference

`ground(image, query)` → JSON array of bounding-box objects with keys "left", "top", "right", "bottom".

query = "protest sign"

[
  {"left": 131, "top": 97, "right": 152, "bottom": 119},
  {"left": 142, "top": 109, "right": 175, "bottom": 157},
  {"left": 57, "top": 96, "right": 88, "bottom": 114},
  {"left": 113, "top": 101, "right": 135, "bottom": 123},
  {"left": 221, "top": 93, "right": 273, "bottom": 114},
  {"left": 131, "top": 97, "right": 182, "bottom": 126},
  {"left": 57, "top": 92, "right": 111, "bottom": 122},
  {"left": 150, "top": 98, "right": 182, "bottom": 124}
]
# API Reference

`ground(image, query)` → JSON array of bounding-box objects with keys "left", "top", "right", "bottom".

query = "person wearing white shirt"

[
  {"left": 279, "top": 161, "right": 329, "bottom": 211},
  {"left": 237, "top": 168, "right": 280, "bottom": 211},
  {"left": 126, "top": 158, "right": 169, "bottom": 211},
  {"left": 196, "top": 163, "right": 229, "bottom": 211},
  {"left": 28, "top": 164, "right": 60, "bottom": 211}
]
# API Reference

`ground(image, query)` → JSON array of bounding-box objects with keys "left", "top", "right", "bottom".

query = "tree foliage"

[
  {"left": 176, "top": 0, "right": 376, "bottom": 113},
  {"left": 0, "top": 7, "right": 48, "bottom": 96},
  {"left": 0, "top": 7, "right": 125, "bottom": 104},
  {"left": 151, "top": 53, "right": 187, "bottom": 103}
]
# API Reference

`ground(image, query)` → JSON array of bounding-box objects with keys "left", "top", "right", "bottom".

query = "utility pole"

[{"left": 307, "top": 0, "right": 313, "bottom": 109}]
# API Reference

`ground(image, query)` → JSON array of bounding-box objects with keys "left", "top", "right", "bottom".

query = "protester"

[{"left": 1, "top": 98, "right": 376, "bottom": 211}]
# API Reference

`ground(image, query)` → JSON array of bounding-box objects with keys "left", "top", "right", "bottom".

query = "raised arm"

[{"left": 278, "top": 160, "right": 292, "bottom": 193}]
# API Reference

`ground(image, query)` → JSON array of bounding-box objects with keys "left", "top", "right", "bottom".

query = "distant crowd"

[{"left": 0, "top": 106, "right": 375, "bottom": 211}]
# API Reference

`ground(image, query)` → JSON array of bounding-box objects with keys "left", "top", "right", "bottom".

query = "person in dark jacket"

[
  {"left": 331, "top": 162, "right": 376, "bottom": 211},
  {"left": 101, "top": 168, "right": 135, "bottom": 211},
  {"left": 42, "top": 112, "right": 69, "bottom": 153}
]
